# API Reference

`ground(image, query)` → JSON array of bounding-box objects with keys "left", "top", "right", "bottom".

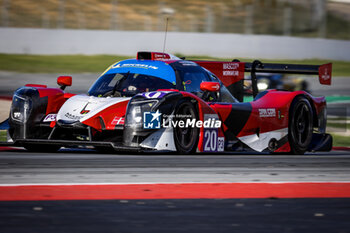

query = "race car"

[{"left": 2, "top": 51, "right": 333, "bottom": 154}]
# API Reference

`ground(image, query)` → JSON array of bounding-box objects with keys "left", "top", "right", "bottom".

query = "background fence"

[
  {"left": 1, "top": 0, "right": 349, "bottom": 40},
  {"left": 1, "top": 28, "right": 350, "bottom": 60}
]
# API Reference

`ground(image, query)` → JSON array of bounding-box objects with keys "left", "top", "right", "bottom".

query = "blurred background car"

[{"left": 244, "top": 73, "right": 310, "bottom": 94}]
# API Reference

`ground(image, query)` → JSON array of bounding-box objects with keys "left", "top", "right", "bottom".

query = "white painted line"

[{"left": 1, "top": 181, "right": 350, "bottom": 187}]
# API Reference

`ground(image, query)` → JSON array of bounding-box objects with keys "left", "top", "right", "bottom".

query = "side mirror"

[
  {"left": 57, "top": 76, "right": 72, "bottom": 90},
  {"left": 200, "top": 81, "right": 220, "bottom": 92}
]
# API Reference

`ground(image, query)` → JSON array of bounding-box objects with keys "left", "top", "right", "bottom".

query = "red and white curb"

[
  {"left": 333, "top": 147, "right": 350, "bottom": 151},
  {"left": 0, "top": 182, "right": 350, "bottom": 201}
]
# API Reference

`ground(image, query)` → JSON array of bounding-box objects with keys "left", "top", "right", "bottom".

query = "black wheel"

[
  {"left": 173, "top": 101, "right": 199, "bottom": 154},
  {"left": 288, "top": 96, "right": 313, "bottom": 154},
  {"left": 24, "top": 144, "right": 60, "bottom": 153}
]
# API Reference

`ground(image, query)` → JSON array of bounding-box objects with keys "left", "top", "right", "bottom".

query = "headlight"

[
  {"left": 125, "top": 99, "right": 159, "bottom": 128},
  {"left": 11, "top": 95, "right": 32, "bottom": 123}
]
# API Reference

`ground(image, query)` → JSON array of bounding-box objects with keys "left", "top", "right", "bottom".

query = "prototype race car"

[{"left": 2, "top": 51, "right": 333, "bottom": 154}]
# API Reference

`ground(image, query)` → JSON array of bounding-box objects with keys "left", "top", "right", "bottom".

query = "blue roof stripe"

[{"left": 106, "top": 59, "right": 176, "bottom": 84}]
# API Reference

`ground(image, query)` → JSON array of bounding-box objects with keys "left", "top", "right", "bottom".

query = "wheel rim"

[
  {"left": 293, "top": 102, "right": 311, "bottom": 147},
  {"left": 175, "top": 104, "right": 197, "bottom": 150}
]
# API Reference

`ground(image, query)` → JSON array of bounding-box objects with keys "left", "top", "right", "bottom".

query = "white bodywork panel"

[
  {"left": 56, "top": 95, "right": 130, "bottom": 123},
  {"left": 140, "top": 127, "right": 176, "bottom": 151},
  {"left": 238, "top": 127, "right": 288, "bottom": 152}
]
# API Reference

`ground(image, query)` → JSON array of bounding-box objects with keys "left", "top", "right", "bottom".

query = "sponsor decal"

[
  {"left": 64, "top": 112, "right": 84, "bottom": 120},
  {"left": 111, "top": 116, "right": 125, "bottom": 125},
  {"left": 152, "top": 52, "right": 170, "bottom": 60},
  {"left": 179, "top": 61, "right": 197, "bottom": 66},
  {"left": 259, "top": 108, "right": 276, "bottom": 118},
  {"left": 321, "top": 67, "right": 330, "bottom": 81},
  {"left": 223, "top": 63, "right": 239, "bottom": 70},
  {"left": 223, "top": 63, "right": 240, "bottom": 77},
  {"left": 223, "top": 70, "right": 239, "bottom": 76},
  {"left": 141, "top": 91, "right": 170, "bottom": 99},
  {"left": 218, "top": 137, "right": 225, "bottom": 152},
  {"left": 143, "top": 110, "right": 162, "bottom": 129},
  {"left": 80, "top": 103, "right": 91, "bottom": 115},
  {"left": 112, "top": 63, "right": 158, "bottom": 70},
  {"left": 43, "top": 114, "right": 57, "bottom": 122},
  {"left": 13, "top": 112, "right": 22, "bottom": 119}
]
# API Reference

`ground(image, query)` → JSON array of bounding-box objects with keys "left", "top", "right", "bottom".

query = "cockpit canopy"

[{"left": 88, "top": 58, "right": 237, "bottom": 102}]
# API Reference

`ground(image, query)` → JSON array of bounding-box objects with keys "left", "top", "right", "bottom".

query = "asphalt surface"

[
  {"left": 1, "top": 198, "right": 349, "bottom": 233},
  {"left": 0, "top": 149, "right": 349, "bottom": 184},
  {"left": 0, "top": 149, "right": 350, "bottom": 232}
]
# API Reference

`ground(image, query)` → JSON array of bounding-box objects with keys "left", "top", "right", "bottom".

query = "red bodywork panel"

[
  {"left": 25, "top": 84, "right": 47, "bottom": 88},
  {"left": 210, "top": 90, "right": 326, "bottom": 153},
  {"left": 318, "top": 63, "right": 332, "bottom": 85},
  {"left": 35, "top": 87, "right": 66, "bottom": 115},
  {"left": 82, "top": 100, "right": 130, "bottom": 131},
  {"left": 194, "top": 61, "right": 245, "bottom": 87},
  {"left": 200, "top": 82, "right": 220, "bottom": 92},
  {"left": 57, "top": 76, "right": 72, "bottom": 87}
]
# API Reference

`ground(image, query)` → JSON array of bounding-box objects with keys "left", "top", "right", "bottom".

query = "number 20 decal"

[
  {"left": 203, "top": 129, "right": 224, "bottom": 152},
  {"left": 204, "top": 130, "right": 217, "bottom": 152}
]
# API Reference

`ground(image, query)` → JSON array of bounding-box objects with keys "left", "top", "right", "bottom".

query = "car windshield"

[
  {"left": 88, "top": 73, "right": 176, "bottom": 97},
  {"left": 170, "top": 61, "right": 211, "bottom": 94}
]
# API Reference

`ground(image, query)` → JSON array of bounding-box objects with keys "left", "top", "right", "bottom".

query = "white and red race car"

[{"left": 2, "top": 52, "right": 332, "bottom": 154}]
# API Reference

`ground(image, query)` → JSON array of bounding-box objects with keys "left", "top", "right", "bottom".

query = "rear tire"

[
  {"left": 173, "top": 101, "right": 199, "bottom": 154},
  {"left": 288, "top": 96, "right": 313, "bottom": 154}
]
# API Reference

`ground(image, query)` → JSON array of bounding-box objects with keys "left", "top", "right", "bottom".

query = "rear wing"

[{"left": 194, "top": 60, "right": 332, "bottom": 101}]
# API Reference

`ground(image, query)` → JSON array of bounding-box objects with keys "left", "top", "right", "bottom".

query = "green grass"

[
  {"left": 0, "top": 54, "right": 131, "bottom": 73},
  {"left": 327, "top": 116, "right": 349, "bottom": 129},
  {"left": 332, "top": 134, "right": 350, "bottom": 147},
  {"left": 1, "top": 53, "right": 350, "bottom": 76},
  {"left": 328, "top": 122, "right": 348, "bottom": 129},
  {"left": 0, "top": 130, "right": 7, "bottom": 142}
]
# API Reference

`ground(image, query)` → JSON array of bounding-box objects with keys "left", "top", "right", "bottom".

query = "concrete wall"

[{"left": 1, "top": 27, "right": 350, "bottom": 61}]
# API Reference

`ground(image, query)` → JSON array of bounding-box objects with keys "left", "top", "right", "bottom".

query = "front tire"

[
  {"left": 288, "top": 96, "right": 313, "bottom": 154},
  {"left": 173, "top": 101, "right": 199, "bottom": 154}
]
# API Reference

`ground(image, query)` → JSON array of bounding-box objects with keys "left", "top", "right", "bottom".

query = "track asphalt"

[{"left": 0, "top": 149, "right": 349, "bottom": 232}]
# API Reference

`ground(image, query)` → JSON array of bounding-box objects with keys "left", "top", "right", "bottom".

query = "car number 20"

[{"left": 203, "top": 129, "right": 224, "bottom": 152}]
